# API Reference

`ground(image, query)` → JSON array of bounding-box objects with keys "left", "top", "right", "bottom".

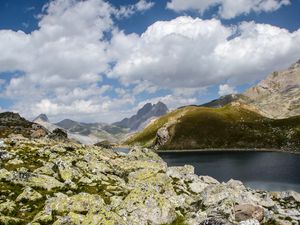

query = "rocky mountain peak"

[
  {"left": 152, "top": 101, "right": 169, "bottom": 115},
  {"left": 241, "top": 60, "right": 300, "bottom": 118},
  {"left": 137, "top": 103, "right": 153, "bottom": 118},
  {"left": 288, "top": 59, "right": 300, "bottom": 70},
  {"left": 114, "top": 102, "right": 169, "bottom": 131},
  {"left": 197, "top": 60, "right": 300, "bottom": 119},
  {"left": 33, "top": 114, "right": 49, "bottom": 122}
]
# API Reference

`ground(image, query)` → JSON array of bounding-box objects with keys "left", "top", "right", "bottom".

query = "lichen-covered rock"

[
  {"left": 0, "top": 150, "right": 14, "bottom": 160},
  {"left": 45, "top": 192, "right": 105, "bottom": 214},
  {"left": 167, "top": 165, "right": 195, "bottom": 179},
  {"left": 1, "top": 168, "right": 64, "bottom": 190},
  {"left": 52, "top": 157, "right": 81, "bottom": 181},
  {"left": 117, "top": 188, "right": 177, "bottom": 225},
  {"left": 202, "top": 218, "right": 227, "bottom": 225},
  {"left": 239, "top": 219, "right": 260, "bottom": 225},
  {"left": 0, "top": 138, "right": 299, "bottom": 224},
  {"left": 0, "top": 215, "right": 23, "bottom": 225},
  {"left": 81, "top": 210, "right": 128, "bottom": 225},
  {"left": 273, "top": 190, "right": 300, "bottom": 202},
  {"left": 16, "top": 187, "right": 43, "bottom": 202},
  {"left": 27, "top": 173, "right": 64, "bottom": 190},
  {"left": 186, "top": 210, "right": 207, "bottom": 225},
  {"left": 47, "top": 128, "right": 68, "bottom": 140},
  {"left": 0, "top": 200, "right": 16, "bottom": 214},
  {"left": 7, "top": 158, "right": 23, "bottom": 165},
  {"left": 32, "top": 210, "right": 53, "bottom": 223},
  {"left": 0, "top": 168, "right": 11, "bottom": 180},
  {"left": 0, "top": 139, "right": 5, "bottom": 148}
]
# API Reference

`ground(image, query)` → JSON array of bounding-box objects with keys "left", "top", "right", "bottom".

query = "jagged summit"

[
  {"left": 114, "top": 102, "right": 169, "bottom": 131},
  {"left": 186, "top": 60, "right": 300, "bottom": 119},
  {"left": 288, "top": 59, "right": 300, "bottom": 70},
  {"left": 242, "top": 59, "right": 300, "bottom": 118},
  {"left": 33, "top": 114, "right": 49, "bottom": 122}
]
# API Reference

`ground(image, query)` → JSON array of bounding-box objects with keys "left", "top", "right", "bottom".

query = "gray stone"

[
  {"left": 234, "top": 204, "right": 264, "bottom": 222},
  {"left": 238, "top": 219, "right": 260, "bottom": 225}
]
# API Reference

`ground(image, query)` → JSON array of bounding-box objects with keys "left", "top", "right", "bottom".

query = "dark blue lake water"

[{"left": 158, "top": 151, "right": 300, "bottom": 192}]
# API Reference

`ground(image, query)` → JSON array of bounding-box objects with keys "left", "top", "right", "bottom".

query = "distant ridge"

[
  {"left": 55, "top": 119, "right": 82, "bottom": 131},
  {"left": 180, "top": 60, "right": 300, "bottom": 119},
  {"left": 54, "top": 118, "right": 127, "bottom": 144},
  {"left": 201, "top": 94, "right": 242, "bottom": 108},
  {"left": 33, "top": 114, "right": 49, "bottom": 122},
  {"left": 114, "top": 101, "right": 169, "bottom": 131}
]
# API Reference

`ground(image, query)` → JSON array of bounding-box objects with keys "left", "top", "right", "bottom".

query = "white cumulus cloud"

[
  {"left": 115, "top": 0, "right": 155, "bottom": 18},
  {"left": 166, "top": 0, "right": 290, "bottom": 19},
  {"left": 110, "top": 16, "right": 300, "bottom": 90},
  {"left": 218, "top": 84, "right": 237, "bottom": 96},
  {"left": 0, "top": 0, "right": 147, "bottom": 122}
]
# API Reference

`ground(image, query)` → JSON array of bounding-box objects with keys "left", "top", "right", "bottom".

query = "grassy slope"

[{"left": 125, "top": 105, "right": 300, "bottom": 150}]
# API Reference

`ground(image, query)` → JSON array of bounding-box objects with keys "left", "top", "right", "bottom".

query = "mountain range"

[
  {"left": 32, "top": 102, "right": 169, "bottom": 144},
  {"left": 126, "top": 60, "right": 300, "bottom": 151},
  {"left": 1, "top": 60, "right": 300, "bottom": 149}
]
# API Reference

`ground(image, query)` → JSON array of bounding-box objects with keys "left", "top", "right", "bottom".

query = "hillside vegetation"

[{"left": 125, "top": 105, "right": 300, "bottom": 150}]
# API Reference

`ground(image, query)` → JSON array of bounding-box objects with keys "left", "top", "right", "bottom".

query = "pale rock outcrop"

[
  {"left": 156, "top": 126, "right": 170, "bottom": 146},
  {"left": 242, "top": 60, "right": 300, "bottom": 118}
]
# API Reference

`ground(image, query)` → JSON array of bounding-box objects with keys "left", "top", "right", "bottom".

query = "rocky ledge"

[{"left": 0, "top": 138, "right": 299, "bottom": 225}]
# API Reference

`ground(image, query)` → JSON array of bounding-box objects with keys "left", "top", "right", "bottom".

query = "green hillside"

[{"left": 125, "top": 105, "right": 300, "bottom": 150}]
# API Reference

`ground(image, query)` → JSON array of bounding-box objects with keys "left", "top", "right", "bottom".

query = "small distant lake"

[
  {"left": 158, "top": 151, "right": 300, "bottom": 192},
  {"left": 113, "top": 147, "right": 131, "bottom": 154}
]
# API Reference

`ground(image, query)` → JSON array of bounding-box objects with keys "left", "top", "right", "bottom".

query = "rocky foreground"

[{"left": 0, "top": 138, "right": 299, "bottom": 225}]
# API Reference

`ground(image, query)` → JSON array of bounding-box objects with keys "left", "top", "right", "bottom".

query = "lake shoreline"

[
  {"left": 115, "top": 146, "right": 300, "bottom": 155},
  {"left": 155, "top": 148, "right": 300, "bottom": 155},
  {"left": 158, "top": 149, "right": 300, "bottom": 192}
]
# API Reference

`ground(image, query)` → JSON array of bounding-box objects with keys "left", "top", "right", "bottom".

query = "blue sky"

[{"left": 0, "top": 0, "right": 299, "bottom": 122}]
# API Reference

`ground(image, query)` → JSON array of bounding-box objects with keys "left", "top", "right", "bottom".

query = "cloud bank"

[
  {"left": 0, "top": 0, "right": 299, "bottom": 122},
  {"left": 110, "top": 16, "right": 300, "bottom": 89}
]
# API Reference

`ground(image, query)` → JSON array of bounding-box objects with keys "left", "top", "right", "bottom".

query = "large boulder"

[
  {"left": 48, "top": 128, "right": 68, "bottom": 141},
  {"left": 156, "top": 126, "right": 170, "bottom": 146},
  {"left": 16, "top": 187, "right": 43, "bottom": 202},
  {"left": 234, "top": 204, "right": 264, "bottom": 222},
  {"left": 116, "top": 188, "right": 177, "bottom": 225},
  {"left": 94, "top": 140, "right": 113, "bottom": 149}
]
